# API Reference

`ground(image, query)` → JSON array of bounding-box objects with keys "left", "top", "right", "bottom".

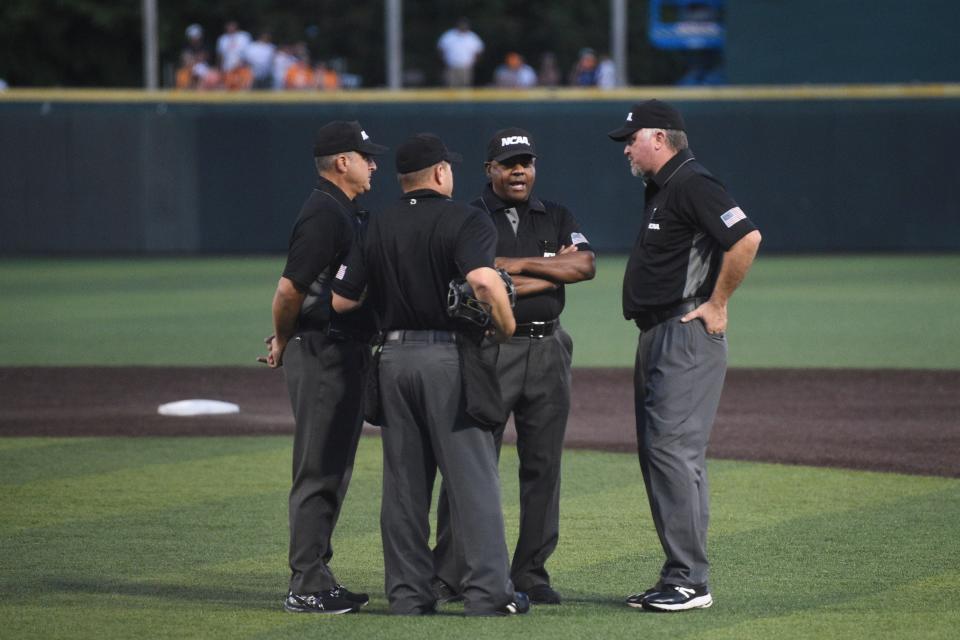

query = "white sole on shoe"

[{"left": 642, "top": 593, "right": 713, "bottom": 611}]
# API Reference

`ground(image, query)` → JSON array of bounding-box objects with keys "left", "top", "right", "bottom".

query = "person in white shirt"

[
  {"left": 436, "top": 18, "right": 484, "bottom": 88},
  {"left": 216, "top": 20, "right": 252, "bottom": 72},
  {"left": 244, "top": 31, "right": 277, "bottom": 89}
]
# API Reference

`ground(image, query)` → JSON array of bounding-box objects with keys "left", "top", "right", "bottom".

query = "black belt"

[
  {"left": 514, "top": 320, "right": 557, "bottom": 338},
  {"left": 384, "top": 330, "right": 457, "bottom": 343},
  {"left": 633, "top": 298, "right": 706, "bottom": 332}
]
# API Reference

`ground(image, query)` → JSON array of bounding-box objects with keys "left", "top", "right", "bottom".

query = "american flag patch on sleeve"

[
  {"left": 335, "top": 264, "right": 347, "bottom": 280},
  {"left": 720, "top": 207, "right": 746, "bottom": 228},
  {"left": 570, "top": 232, "right": 588, "bottom": 245}
]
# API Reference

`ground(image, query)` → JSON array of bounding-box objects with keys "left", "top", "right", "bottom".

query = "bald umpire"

[
  {"left": 263, "top": 120, "right": 386, "bottom": 614},
  {"left": 332, "top": 133, "right": 528, "bottom": 616},
  {"left": 608, "top": 100, "right": 761, "bottom": 612}
]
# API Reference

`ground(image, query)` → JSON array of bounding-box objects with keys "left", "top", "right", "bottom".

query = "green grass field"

[
  {"left": 2, "top": 255, "right": 959, "bottom": 639},
  {"left": 2, "top": 436, "right": 958, "bottom": 640},
  {"left": 1, "top": 254, "right": 959, "bottom": 368}
]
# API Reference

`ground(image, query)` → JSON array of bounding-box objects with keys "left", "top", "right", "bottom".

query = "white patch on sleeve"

[
  {"left": 335, "top": 264, "right": 347, "bottom": 280},
  {"left": 570, "top": 232, "right": 588, "bottom": 245},
  {"left": 720, "top": 207, "right": 746, "bottom": 228}
]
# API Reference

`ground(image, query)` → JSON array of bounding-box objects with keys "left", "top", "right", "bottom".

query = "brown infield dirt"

[{"left": 1, "top": 367, "right": 958, "bottom": 478}]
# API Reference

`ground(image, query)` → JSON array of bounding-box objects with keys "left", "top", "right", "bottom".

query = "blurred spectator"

[
  {"left": 224, "top": 61, "right": 254, "bottom": 91},
  {"left": 596, "top": 54, "right": 617, "bottom": 88},
  {"left": 175, "top": 51, "right": 217, "bottom": 90},
  {"left": 437, "top": 17, "right": 484, "bottom": 87},
  {"left": 0, "top": 78, "right": 8, "bottom": 91},
  {"left": 537, "top": 52, "right": 561, "bottom": 87},
  {"left": 243, "top": 31, "right": 276, "bottom": 89},
  {"left": 493, "top": 52, "right": 537, "bottom": 88},
  {"left": 284, "top": 44, "right": 315, "bottom": 90},
  {"left": 217, "top": 20, "right": 252, "bottom": 73},
  {"left": 569, "top": 47, "right": 599, "bottom": 86},
  {"left": 272, "top": 44, "right": 297, "bottom": 90},
  {"left": 315, "top": 61, "right": 340, "bottom": 90},
  {"left": 182, "top": 24, "right": 210, "bottom": 61}
]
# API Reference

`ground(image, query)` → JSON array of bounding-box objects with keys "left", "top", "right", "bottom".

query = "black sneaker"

[
  {"left": 496, "top": 591, "right": 531, "bottom": 615},
  {"left": 527, "top": 584, "right": 561, "bottom": 605},
  {"left": 334, "top": 584, "right": 370, "bottom": 607},
  {"left": 283, "top": 589, "right": 359, "bottom": 614},
  {"left": 640, "top": 585, "right": 713, "bottom": 612},
  {"left": 432, "top": 578, "right": 464, "bottom": 604},
  {"left": 625, "top": 582, "right": 662, "bottom": 608}
]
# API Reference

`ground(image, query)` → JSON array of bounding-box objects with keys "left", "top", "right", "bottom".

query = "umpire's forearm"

[
  {"left": 710, "top": 230, "right": 761, "bottom": 306},
  {"left": 272, "top": 276, "right": 306, "bottom": 342}
]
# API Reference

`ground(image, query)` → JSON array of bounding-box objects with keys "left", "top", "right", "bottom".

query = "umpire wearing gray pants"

[
  {"left": 608, "top": 101, "right": 761, "bottom": 612},
  {"left": 332, "top": 133, "right": 527, "bottom": 616},
  {"left": 433, "top": 128, "right": 595, "bottom": 605},
  {"left": 263, "top": 120, "right": 387, "bottom": 614}
]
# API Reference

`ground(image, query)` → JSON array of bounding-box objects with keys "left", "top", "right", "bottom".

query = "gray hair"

[
  {"left": 314, "top": 153, "right": 339, "bottom": 174},
  {"left": 664, "top": 129, "right": 689, "bottom": 152}
]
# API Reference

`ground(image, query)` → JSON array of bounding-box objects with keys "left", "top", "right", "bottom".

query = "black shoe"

[
  {"left": 496, "top": 591, "right": 531, "bottom": 615},
  {"left": 334, "top": 584, "right": 370, "bottom": 607},
  {"left": 625, "top": 582, "right": 662, "bottom": 608},
  {"left": 640, "top": 584, "right": 713, "bottom": 612},
  {"left": 527, "top": 584, "right": 561, "bottom": 605},
  {"left": 432, "top": 578, "right": 464, "bottom": 604},
  {"left": 283, "top": 589, "right": 359, "bottom": 614}
]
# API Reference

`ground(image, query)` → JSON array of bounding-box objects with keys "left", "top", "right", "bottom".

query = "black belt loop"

[
  {"left": 633, "top": 298, "right": 706, "bottom": 332},
  {"left": 384, "top": 330, "right": 457, "bottom": 344},
  {"left": 513, "top": 320, "right": 557, "bottom": 339}
]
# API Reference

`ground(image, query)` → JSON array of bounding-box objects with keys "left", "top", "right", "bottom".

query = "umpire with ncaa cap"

[
  {"left": 607, "top": 100, "right": 761, "bottom": 612},
  {"left": 433, "top": 127, "right": 595, "bottom": 606},
  {"left": 332, "top": 133, "right": 529, "bottom": 616},
  {"left": 262, "top": 120, "right": 386, "bottom": 614}
]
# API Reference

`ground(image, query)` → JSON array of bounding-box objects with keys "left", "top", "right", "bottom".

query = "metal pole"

[
  {"left": 611, "top": 0, "right": 628, "bottom": 87},
  {"left": 142, "top": 0, "right": 159, "bottom": 89},
  {"left": 386, "top": 0, "right": 402, "bottom": 89}
]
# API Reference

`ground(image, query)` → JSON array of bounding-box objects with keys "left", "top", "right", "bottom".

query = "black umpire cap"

[
  {"left": 395, "top": 133, "right": 463, "bottom": 174},
  {"left": 607, "top": 100, "right": 686, "bottom": 141},
  {"left": 313, "top": 120, "right": 389, "bottom": 157},
  {"left": 486, "top": 127, "right": 537, "bottom": 163}
]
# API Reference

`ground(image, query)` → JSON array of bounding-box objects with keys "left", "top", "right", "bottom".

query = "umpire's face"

[
  {"left": 486, "top": 154, "right": 536, "bottom": 204},
  {"left": 344, "top": 151, "right": 377, "bottom": 195}
]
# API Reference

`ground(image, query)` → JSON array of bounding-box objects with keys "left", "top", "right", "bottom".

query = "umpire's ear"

[{"left": 483, "top": 161, "right": 493, "bottom": 178}]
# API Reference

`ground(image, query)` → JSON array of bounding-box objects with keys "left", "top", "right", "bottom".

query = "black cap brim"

[
  {"left": 490, "top": 150, "right": 537, "bottom": 163},
  {"left": 443, "top": 151, "right": 463, "bottom": 164},
  {"left": 357, "top": 141, "right": 389, "bottom": 155},
  {"left": 607, "top": 125, "right": 639, "bottom": 141}
]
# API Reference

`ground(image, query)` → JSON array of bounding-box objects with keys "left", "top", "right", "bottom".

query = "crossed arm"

[{"left": 495, "top": 244, "right": 596, "bottom": 297}]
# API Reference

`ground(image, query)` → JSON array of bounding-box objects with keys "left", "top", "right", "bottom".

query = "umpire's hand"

[
  {"left": 256, "top": 334, "right": 284, "bottom": 368},
  {"left": 681, "top": 300, "right": 727, "bottom": 335}
]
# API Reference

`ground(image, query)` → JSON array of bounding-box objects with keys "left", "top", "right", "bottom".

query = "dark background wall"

[
  {"left": 1, "top": 92, "right": 959, "bottom": 254},
  {"left": 726, "top": 0, "right": 960, "bottom": 84}
]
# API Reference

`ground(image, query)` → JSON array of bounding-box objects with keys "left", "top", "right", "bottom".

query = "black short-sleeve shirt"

[
  {"left": 623, "top": 148, "right": 758, "bottom": 318},
  {"left": 473, "top": 184, "right": 593, "bottom": 324},
  {"left": 332, "top": 189, "right": 497, "bottom": 331},
  {"left": 281, "top": 176, "right": 375, "bottom": 334}
]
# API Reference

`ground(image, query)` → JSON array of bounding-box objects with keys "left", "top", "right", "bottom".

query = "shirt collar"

[
  {"left": 316, "top": 176, "right": 358, "bottom": 213},
  {"left": 651, "top": 148, "right": 695, "bottom": 189},
  {"left": 480, "top": 183, "right": 545, "bottom": 214},
  {"left": 402, "top": 188, "right": 450, "bottom": 200}
]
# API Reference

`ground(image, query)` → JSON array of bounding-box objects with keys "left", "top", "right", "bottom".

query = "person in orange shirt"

[
  {"left": 225, "top": 62, "right": 254, "bottom": 90},
  {"left": 315, "top": 62, "right": 340, "bottom": 90}
]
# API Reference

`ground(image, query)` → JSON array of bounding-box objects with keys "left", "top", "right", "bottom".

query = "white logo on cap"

[
  {"left": 626, "top": 112, "right": 633, "bottom": 121},
  {"left": 361, "top": 130, "right": 370, "bottom": 140},
  {"left": 501, "top": 135, "right": 529, "bottom": 147}
]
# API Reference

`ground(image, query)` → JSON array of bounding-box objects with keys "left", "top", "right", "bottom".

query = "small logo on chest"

[{"left": 648, "top": 222, "right": 660, "bottom": 230}]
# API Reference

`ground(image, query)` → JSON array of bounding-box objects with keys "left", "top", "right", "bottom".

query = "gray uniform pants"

[
  {"left": 434, "top": 328, "right": 573, "bottom": 591},
  {"left": 634, "top": 317, "right": 727, "bottom": 588},
  {"left": 284, "top": 331, "right": 367, "bottom": 594},
  {"left": 379, "top": 337, "right": 514, "bottom": 615}
]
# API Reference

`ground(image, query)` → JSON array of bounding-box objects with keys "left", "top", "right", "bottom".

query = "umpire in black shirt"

[
  {"left": 608, "top": 101, "right": 761, "bottom": 612},
  {"left": 332, "top": 134, "right": 528, "bottom": 616},
  {"left": 433, "top": 128, "right": 595, "bottom": 605},
  {"left": 262, "top": 120, "right": 386, "bottom": 614}
]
